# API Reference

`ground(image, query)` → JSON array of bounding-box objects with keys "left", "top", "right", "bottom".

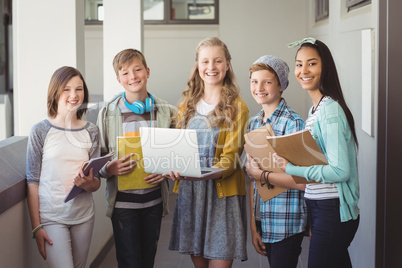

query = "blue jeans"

[
  {"left": 111, "top": 203, "right": 163, "bottom": 268},
  {"left": 306, "top": 198, "right": 359, "bottom": 268},
  {"left": 264, "top": 232, "right": 304, "bottom": 268}
]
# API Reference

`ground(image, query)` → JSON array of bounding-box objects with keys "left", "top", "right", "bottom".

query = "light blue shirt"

[{"left": 286, "top": 99, "right": 360, "bottom": 222}]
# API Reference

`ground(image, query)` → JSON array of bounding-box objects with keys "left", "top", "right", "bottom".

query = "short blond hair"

[{"left": 112, "top": 49, "right": 148, "bottom": 76}]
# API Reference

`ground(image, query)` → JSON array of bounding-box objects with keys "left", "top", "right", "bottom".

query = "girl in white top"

[{"left": 26, "top": 66, "right": 100, "bottom": 268}]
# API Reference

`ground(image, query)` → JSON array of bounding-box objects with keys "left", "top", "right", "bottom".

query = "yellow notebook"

[{"left": 117, "top": 136, "right": 155, "bottom": 190}]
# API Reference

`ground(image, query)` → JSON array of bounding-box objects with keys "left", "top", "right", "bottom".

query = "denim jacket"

[{"left": 286, "top": 99, "right": 360, "bottom": 222}]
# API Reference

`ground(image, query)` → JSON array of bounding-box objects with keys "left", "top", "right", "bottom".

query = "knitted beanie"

[{"left": 253, "top": 55, "right": 290, "bottom": 90}]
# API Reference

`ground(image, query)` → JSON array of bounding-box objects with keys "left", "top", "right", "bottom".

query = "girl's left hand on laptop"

[{"left": 167, "top": 171, "right": 183, "bottom": 181}]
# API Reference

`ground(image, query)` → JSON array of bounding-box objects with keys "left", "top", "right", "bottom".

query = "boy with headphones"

[{"left": 97, "top": 49, "right": 176, "bottom": 268}]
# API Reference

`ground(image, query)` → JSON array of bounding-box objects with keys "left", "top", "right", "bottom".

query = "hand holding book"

[
  {"left": 64, "top": 152, "right": 115, "bottom": 203},
  {"left": 244, "top": 125, "right": 326, "bottom": 201},
  {"left": 73, "top": 167, "right": 99, "bottom": 192},
  {"left": 265, "top": 129, "right": 327, "bottom": 184},
  {"left": 105, "top": 153, "right": 137, "bottom": 176}
]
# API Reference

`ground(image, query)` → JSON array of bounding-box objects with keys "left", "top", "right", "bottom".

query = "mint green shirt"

[{"left": 286, "top": 99, "right": 360, "bottom": 222}]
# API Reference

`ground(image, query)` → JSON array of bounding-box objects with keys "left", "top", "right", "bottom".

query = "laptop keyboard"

[{"left": 201, "top": 170, "right": 212, "bottom": 174}]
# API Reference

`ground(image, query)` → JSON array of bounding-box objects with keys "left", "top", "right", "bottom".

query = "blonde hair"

[{"left": 177, "top": 37, "right": 240, "bottom": 129}]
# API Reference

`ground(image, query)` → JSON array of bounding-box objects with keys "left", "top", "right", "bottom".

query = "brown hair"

[
  {"left": 113, "top": 49, "right": 148, "bottom": 76},
  {"left": 177, "top": 37, "right": 240, "bottom": 129},
  {"left": 249, "top": 63, "right": 280, "bottom": 86},
  {"left": 47, "top": 66, "right": 89, "bottom": 119}
]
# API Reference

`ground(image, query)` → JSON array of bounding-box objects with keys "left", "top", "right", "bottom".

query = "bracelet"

[
  {"left": 32, "top": 224, "right": 43, "bottom": 239},
  {"left": 265, "top": 171, "right": 274, "bottom": 189},
  {"left": 259, "top": 170, "right": 266, "bottom": 186}
]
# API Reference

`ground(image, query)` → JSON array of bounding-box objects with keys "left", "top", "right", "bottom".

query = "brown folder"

[
  {"left": 244, "top": 124, "right": 287, "bottom": 201},
  {"left": 265, "top": 128, "right": 327, "bottom": 183}
]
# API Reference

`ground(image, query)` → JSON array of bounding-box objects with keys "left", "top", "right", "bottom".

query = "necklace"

[{"left": 312, "top": 95, "right": 325, "bottom": 114}]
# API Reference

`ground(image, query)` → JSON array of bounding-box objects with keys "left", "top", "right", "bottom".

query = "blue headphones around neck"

[{"left": 122, "top": 92, "right": 154, "bottom": 114}]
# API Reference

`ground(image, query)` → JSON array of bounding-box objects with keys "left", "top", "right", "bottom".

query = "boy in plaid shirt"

[{"left": 245, "top": 55, "right": 307, "bottom": 268}]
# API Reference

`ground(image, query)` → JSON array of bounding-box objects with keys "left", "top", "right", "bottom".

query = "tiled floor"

[{"left": 98, "top": 187, "right": 309, "bottom": 268}]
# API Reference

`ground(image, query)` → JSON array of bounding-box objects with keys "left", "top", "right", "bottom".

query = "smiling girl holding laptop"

[{"left": 168, "top": 37, "right": 249, "bottom": 267}]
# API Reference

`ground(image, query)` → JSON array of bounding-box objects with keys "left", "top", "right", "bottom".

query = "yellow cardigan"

[{"left": 173, "top": 97, "right": 249, "bottom": 198}]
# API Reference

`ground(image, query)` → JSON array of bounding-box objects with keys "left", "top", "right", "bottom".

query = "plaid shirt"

[{"left": 248, "top": 98, "right": 307, "bottom": 243}]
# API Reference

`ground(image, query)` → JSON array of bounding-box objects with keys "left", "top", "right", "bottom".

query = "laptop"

[{"left": 139, "top": 127, "right": 224, "bottom": 178}]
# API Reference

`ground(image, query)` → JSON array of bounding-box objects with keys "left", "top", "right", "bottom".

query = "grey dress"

[{"left": 169, "top": 113, "right": 248, "bottom": 261}]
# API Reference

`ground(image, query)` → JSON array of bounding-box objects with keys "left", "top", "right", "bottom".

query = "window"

[
  {"left": 85, "top": 0, "right": 219, "bottom": 25},
  {"left": 97, "top": 4, "right": 104, "bottom": 21},
  {"left": 0, "top": 0, "right": 12, "bottom": 93},
  {"left": 85, "top": 0, "right": 103, "bottom": 24},
  {"left": 315, "top": 0, "right": 329, "bottom": 22},
  {"left": 145, "top": 0, "right": 218, "bottom": 24},
  {"left": 346, "top": 0, "right": 371, "bottom": 11}
]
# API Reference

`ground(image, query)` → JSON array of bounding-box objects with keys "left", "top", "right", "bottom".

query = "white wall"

[
  {"left": 103, "top": 0, "right": 143, "bottom": 102},
  {"left": 306, "top": 2, "right": 378, "bottom": 268},
  {"left": 13, "top": 0, "right": 86, "bottom": 136},
  {"left": 85, "top": 25, "right": 104, "bottom": 96},
  {"left": 219, "top": 0, "right": 310, "bottom": 118},
  {"left": 144, "top": 25, "right": 219, "bottom": 107}
]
